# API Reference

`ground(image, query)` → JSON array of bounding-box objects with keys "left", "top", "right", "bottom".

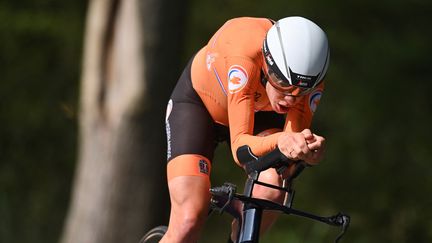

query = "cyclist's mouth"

[{"left": 276, "top": 103, "right": 290, "bottom": 113}]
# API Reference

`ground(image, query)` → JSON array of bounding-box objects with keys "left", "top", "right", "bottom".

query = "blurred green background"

[{"left": 1, "top": 0, "right": 431, "bottom": 242}]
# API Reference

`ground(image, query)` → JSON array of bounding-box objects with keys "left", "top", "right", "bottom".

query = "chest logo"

[{"left": 228, "top": 65, "right": 248, "bottom": 94}]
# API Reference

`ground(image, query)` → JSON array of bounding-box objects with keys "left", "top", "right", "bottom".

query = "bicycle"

[{"left": 140, "top": 145, "right": 350, "bottom": 243}]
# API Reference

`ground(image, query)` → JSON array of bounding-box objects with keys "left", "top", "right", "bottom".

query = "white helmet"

[{"left": 263, "top": 16, "right": 329, "bottom": 95}]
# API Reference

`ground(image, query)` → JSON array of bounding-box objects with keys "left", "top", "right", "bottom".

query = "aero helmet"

[{"left": 263, "top": 16, "right": 329, "bottom": 96}]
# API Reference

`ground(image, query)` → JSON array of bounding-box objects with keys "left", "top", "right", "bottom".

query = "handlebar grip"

[{"left": 236, "top": 145, "right": 294, "bottom": 174}]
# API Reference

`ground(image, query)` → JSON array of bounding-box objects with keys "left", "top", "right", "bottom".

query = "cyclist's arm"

[
  {"left": 226, "top": 59, "right": 325, "bottom": 164},
  {"left": 279, "top": 83, "right": 325, "bottom": 163},
  {"left": 225, "top": 57, "right": 283, "bottom": 164}
]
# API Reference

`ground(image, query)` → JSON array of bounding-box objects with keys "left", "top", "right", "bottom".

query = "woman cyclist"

[{"left": 162, "top": 16, "right": 330, "bottom": 243}]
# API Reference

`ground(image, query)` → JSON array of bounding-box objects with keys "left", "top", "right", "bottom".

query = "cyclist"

[{"left": 162, "top": 16, "right": 329, "bottom": 243}]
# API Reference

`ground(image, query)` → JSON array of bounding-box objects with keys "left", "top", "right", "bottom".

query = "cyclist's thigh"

[
  {"left": 165, "top": 99, "right": 216, "bottom": 181},
  {"left": 163, "top": 83, "right": 215, "bottom": 239},
  {"left": 164, "top": 56, "right": 215, "bottom": 210},
  {"left": 165, "top": 56, "right": 217, "bottom": 163},
  {"left": 168, "top": 175, "right": 210, "bottom": 215},
  {"left": 165, "top": 100, "right": 214, "bottom": 214},
  {"left": 166, "top": 100, "right": 216, "bottom": 164}
]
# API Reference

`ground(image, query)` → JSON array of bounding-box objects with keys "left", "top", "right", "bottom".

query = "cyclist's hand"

[
  {"left": 277, "top": 129, "right": 325, "bottom": 164},
  {"left": 277, "top": 130, "right": 310, "bottom": 161},
  {"left": 301, "top": 129, "right": 325, "bottom": 165}
]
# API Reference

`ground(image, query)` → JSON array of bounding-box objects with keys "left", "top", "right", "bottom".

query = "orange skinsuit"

[{"left": 191, "top": 17, "right": 324, "bottom": 163}]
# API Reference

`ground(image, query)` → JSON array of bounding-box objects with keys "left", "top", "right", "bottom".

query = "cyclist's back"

[{"left": 192, "top": 17, "right": 272, "bottom": 123}]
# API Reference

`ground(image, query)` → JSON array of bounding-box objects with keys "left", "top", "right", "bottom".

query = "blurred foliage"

[
  {"left": 0, "top": 1, "right": 86, "bottom": 243},
  {"left": 1, "top": 0, "right": 432, "bottom": 243}
]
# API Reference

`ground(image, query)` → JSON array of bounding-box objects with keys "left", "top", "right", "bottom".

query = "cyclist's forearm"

[{"left": 230, "top": 132, "right": 282, "bottom": 164}]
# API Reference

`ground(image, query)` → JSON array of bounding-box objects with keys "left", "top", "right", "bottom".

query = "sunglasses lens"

[{"left": 266, "top": 71, "right": 311, "bottom": 96}]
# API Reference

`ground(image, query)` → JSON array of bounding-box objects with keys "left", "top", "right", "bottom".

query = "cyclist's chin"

[{"left": 273, "top": 103, "right": 290, "bottom": 114}]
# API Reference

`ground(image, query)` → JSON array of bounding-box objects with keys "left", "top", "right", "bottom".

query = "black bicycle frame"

[
  {"left": 210, "top": 145, "right": 350, "bottom": 243},
  {"left": 237, "top": 169, "right": 295, "bottom": 242},
  {"left": 237, "top": 170, "right": 262, "bottom": 242}
]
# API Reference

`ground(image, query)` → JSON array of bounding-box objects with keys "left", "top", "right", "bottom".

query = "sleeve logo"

[
  {"left": 206, "top": 52, "right": 218, "bottom": 70},
  {"left": 309, "top": 90, "right": 322, "bottom": 113},
  {"left": 199, "top": 159, "right": 209, "bottom": 175},
  {"left": 228, "top": 65, "right": 248, "bottom": 94}
]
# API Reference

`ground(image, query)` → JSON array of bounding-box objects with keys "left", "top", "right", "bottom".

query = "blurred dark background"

[{"left": 1, "top": 0, "right": 431, "bottom": 242}]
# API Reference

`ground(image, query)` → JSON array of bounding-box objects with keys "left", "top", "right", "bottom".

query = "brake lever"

[
  {"left": 332, "top": 213, "right": 350, "bottom": 243},
  {"left": 210, "top": 183, "right": 237, "bottom": 214}
]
